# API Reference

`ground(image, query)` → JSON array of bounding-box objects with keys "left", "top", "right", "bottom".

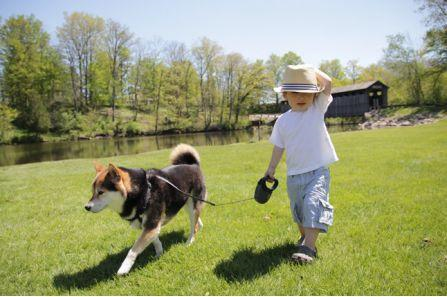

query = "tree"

[
  {"left": 280, "top": 51, "right": 303, "bottom": 66},
  {"left": 319, "top": 59, "right": 348, "bottom": 87},
  {"left": 104, "top": 19, "right": 133, "bottom": 122},
  {"left": 129, "top": 40, "right": 146, "bottom": 121},
  {"left": 221, "top": 53, "right": 243, "bottom": 124},
  {"left": 418, "top": 0, "right": 447, "bottom": 30},
  {"left": 192, "top": 37, "right": 222, "bottom": 129},
  {"left": 233, "top": 59, "right": 268, "bottom": 124},
  {"left": 383, "top": 34, "right": 425, "bottom": 105},
  {"left": 265, "top": 54, "right": 282, "bottom": 105},
  {"left": 265, "top": 51, "right": 303, "bottom": 106},
  {"left": 418, "top": 0, "right": 447, "bottom": 103},
  {"left": 164, "top": 41, "right": 199, "bottom": 119},
  {"left": 0, "top": 103, "right": 17, "bottom": 142},
  {"left": 0, "top": 15, "right": 63, "bottom": 132},
  {"left": 57, "top": 12, "right": 104, "bottom": 112},
  {"left": 345, "top": 60, "right": 362, "bottom": 84}
]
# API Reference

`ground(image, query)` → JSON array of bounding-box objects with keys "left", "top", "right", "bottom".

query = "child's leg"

[
  {"left": 302, "top": 227, "right": 319, "bottom": 250},
  {"left": 295, "top": 224, "right": 306, "bottom": 246},
  {"left": 298, "top": 224, "right": 305, "bottom": 236}
]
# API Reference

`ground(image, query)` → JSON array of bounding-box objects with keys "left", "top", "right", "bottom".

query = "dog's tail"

[{"left": 170, "top": 144, "right": 200, "bottom": 166}]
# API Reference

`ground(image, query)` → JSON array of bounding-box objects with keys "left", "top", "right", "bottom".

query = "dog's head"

[{"left": 84, "top": 161, "right": 131, "bottom": 213}]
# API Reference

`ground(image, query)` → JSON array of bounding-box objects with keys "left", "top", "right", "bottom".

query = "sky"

[{"left": 0, "top": 0, "right": 428, "bottom": 67}]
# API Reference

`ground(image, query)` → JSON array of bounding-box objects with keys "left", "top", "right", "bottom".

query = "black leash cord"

[{"left": 153, "top": 175, "right": 254, "bottom": 207}]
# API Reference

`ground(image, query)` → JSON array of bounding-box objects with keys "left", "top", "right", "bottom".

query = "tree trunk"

[
  {"left": 155, "top": 69, "right": 164, "bottom": 133},
  {"left": 219, "top": 87, "right": 225, "bottom": 125},
  {"left": 78, "top": 55, "right": 83, "bottom": 110},
  {"left": 184, "top": 63, "right": 191, "bottom": 114},
  {"left": 69, "top": 65, "right": 78, "bottom": 113}
]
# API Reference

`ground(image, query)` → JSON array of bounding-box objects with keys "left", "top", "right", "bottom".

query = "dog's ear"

[
  {"left": 108, "top": 163, "right": 122, "bottom": 183},
  {"left": 93, "top": 160, "right": 105, "bottom": 173}
]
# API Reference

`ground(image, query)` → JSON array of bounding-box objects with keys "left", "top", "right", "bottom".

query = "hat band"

[{"left": 281, "top": 83, "right": 318, "bottom": 91}]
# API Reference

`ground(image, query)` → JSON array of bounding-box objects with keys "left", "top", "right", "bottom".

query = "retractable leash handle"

[{"left": 254, "top": 176, "right": 279, "bottom": 204}]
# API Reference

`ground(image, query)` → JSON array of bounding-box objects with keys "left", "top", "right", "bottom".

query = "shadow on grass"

[
  {"left": 214, "top": 242, "right": 297, "bottom": 283},
  {"left": 53, "top": 230, "right": 185, "bottom": 291}
]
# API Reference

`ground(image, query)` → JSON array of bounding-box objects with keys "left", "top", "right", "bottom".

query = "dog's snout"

[{"left": 85, "top": 205, "right": 92, "bottom": 211}]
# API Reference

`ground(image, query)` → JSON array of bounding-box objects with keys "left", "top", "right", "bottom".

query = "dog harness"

[{"left": 122, "top": 169, "right": 151, "bottom": 225}]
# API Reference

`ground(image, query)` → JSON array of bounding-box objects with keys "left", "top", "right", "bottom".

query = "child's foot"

[{"left": 291, "top": 245, "right": 317, "bottom": 264}]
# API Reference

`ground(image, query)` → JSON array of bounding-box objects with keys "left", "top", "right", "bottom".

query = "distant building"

[
  {"left": 279, "top": 80, "right": 389, "bottom": 117},
  {"left": 326, "top": 80, "right": 389, "bottom": 117}
]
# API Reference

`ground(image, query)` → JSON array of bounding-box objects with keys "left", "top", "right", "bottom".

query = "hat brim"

[{"left": 274, "top": 85, "right": 325, "bottom": 94}]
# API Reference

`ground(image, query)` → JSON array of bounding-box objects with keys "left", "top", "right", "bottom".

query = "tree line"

[{"left": 0, "top": 1, "right": 445, "bottom": 142}]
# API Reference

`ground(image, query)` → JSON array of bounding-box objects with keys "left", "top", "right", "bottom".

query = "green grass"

[{"left": 0, "top": 120, "right": 446, "bottom": 295}]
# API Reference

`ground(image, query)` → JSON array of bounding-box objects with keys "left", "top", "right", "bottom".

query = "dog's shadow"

[
  {"left": 213, "top": 242, "right": 297, "bottom": 283},
  {"left": 53, "top": 230, "right": 185, "bottom": 291}
]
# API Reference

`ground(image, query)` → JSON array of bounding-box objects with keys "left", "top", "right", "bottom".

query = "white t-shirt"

[{"left": 269, "top": 92, "right": 339, "bottom": 176}]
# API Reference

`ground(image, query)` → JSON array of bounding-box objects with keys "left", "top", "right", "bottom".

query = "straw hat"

[{"left": 274, "top": 65, "right": 325, "bottom": 93}]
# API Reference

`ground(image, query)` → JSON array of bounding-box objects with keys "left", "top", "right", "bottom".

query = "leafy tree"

[
  {"left": 128, "top": 40, "right": 146, "bottom": 121},
  {"left": 280, "top": 51, "right": 303, "bottom": 66},
  {"left": 0, "top": 15, "right": 63, "bottom": 132},
  {"left": 104, "top": 19, "right": 133, "bottom": 122},
  {"left": 192, "top": 37, "right": 222, "bottom": 129},
  {"left": 383, "top": 34, "right": 425, "bottom": 105},
  {"left": 265, "top": 52, "right": 303, "bottom": 105},
  {"left": 57, "top": 12, "right": 105, "bottom": 112},
  {"left": 233, "top": 59, "right": 268, "bottom": 124},
  {"left": 319, "top": 59, "right": 347, "bottom": 86},
  {"left": 164, "top": 41, "right": 199, "bottom": 120},
  {"left": 345, "top": 60, "right": 363, "bottom": 84},
  {"left": 418, "top": 0, "right": 447, "bottom": 30},
  {"left": 220, "top": 53, "right": 243, "bottom": 125},
  {"left": 418, "top": 0, "right": 447, "bottom": 103},
  {"left": 0, "top": 103, "right": 17, "bottom": 142}
]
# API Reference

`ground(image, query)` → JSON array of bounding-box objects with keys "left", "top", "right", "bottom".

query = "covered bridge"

[{"left": 325, "top": 80, "right": 389, "bottom": 117}]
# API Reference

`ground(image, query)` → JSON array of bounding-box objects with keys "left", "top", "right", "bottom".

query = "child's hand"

[
  {"left": 315, "top": 68, "right": 332, "bottom": 95},
  {"left": 264, "top": 167, "right": 276, "bottom": 182}
]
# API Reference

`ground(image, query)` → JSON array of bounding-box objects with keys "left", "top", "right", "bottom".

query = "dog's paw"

[
  {"left": 117, "top": 268, "right": 130, "bottom": 276},
  {"left": 155, "top": 250, "right": 163, "bottom": 258},
  {"left": 117, "top": 258, "right": 134, "bottom": 276},
  {"left": 186, "top": 238, "right": 195, "bottom": 246}
]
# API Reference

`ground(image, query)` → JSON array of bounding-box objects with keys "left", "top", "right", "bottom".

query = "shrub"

[
  {"left": 51, "top": 111, "right": 78, "bottom": 134},
  {"left": 125, "top": 121, "right": 142, "bottom": 136},
  {"left": 0, "top": 104, "right": 18, "bottom": 143}
]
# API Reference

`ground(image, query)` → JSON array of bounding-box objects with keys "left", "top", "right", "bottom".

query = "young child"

[{"left": 265, "top": 64, "right": 338, "bottom": 264}]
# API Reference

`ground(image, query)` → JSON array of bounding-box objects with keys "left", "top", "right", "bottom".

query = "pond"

[{"left": 0, "top": 125, "right": 359, "bottom": 167}]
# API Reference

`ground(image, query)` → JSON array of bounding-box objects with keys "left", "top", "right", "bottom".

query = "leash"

[{"left": 153, "top": 175, "right": 254, "bottom": 207}]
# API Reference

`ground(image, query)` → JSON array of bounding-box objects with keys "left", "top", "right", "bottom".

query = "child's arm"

[
  {"left": 265, "top": 145, "right": 284, "bottom": 182},
  {"left": 315, "top": 68, "right": 332, "bottom": 95}
]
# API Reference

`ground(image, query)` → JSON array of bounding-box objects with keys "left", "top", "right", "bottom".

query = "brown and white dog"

[{"left": 84, "top": 144, "right": 207, "bottom": 275}]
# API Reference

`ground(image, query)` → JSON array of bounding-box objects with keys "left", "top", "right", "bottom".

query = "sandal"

[
  {"left": 291, "top": 245, "right": 317, "bottom": 264},
  {"left": 296, "top": 235, "right": 305, "bottom": 247},
  {"left": 295, "top": 236, "right": 318, "bottom": 254}
]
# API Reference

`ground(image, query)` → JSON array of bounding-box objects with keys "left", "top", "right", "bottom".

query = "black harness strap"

[{"left": 123, "top": 169, "right": 151, "bottom": 224}]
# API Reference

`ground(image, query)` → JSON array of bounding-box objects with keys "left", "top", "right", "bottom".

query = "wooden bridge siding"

[{"left": 326, "top": 92, "right": 369, "bottom": 117}]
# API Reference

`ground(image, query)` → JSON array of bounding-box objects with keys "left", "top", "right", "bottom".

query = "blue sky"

[{"left": 0, "top": 0, "right": 428, "bottom": 67}]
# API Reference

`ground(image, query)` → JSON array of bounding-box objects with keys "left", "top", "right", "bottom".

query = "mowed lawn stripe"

[{"left": 0, "top": 120, "right": 446, "bottom": 295}]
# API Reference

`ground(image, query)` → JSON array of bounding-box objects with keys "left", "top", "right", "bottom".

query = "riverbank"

[
  {"left": 359, "top": 105, "right": 447, "bottom": 129},
  {"left": 0, "top": 120, "right": 446, "bottom": 295},
  {"left": 0, "top": 106, "right": 252, "bottom": 145},
  {"left": 2, "top": 105, "right": 445, "bottom": 145}
]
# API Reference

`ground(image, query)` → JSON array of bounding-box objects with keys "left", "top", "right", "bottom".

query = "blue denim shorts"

[{"left": 286, "top": 166, "right": 334, "bottom": 233}]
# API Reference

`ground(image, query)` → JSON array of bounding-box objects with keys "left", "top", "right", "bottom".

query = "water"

[{"left": 0, "top": 125, "right": 359, "bottom": 166}]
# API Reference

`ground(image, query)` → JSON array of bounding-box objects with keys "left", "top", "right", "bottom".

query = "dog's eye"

[{"left": 98, "top": 190, "right": 104, "bottom": 195}]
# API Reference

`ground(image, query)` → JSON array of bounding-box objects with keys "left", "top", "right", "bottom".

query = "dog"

[{"left": 84, "top": 144, "right": 207, "bottom": 275}]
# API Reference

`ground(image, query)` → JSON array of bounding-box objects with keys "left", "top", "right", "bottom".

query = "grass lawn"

[{"left": 0, "top": 120, "right": 446, "bottom": 295}]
